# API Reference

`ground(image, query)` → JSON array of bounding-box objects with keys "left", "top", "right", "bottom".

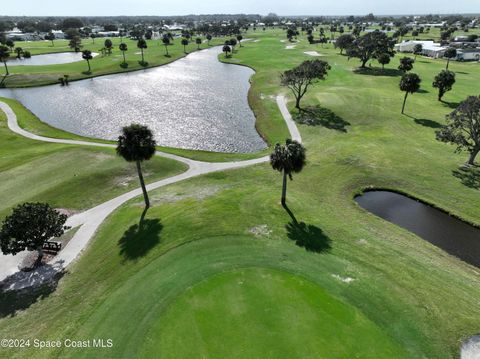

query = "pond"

[
  {"left": 355, "top": 190, "right": 480, "bottom": 267},
  {"left": 7, "top": 52, "right": 98, "bottom": 66},
  {"left": 0, "top": 47, "right": 266, "bottom": 153}
]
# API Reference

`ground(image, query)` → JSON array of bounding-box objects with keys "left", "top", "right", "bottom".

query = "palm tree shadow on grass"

[
  {"left": 0, "top": 268, "right": 65, "bottom": 318},
  {"left": 353, "top": 67, "right": 403, "bottom": 77},
  {"left": 293, "top": 106, "right": 350, "bottom": 132},
  {"left": 118, "top": 209, "right": 163, "bottom": 260},
  {"left": 452, "top": 166, "right": 480, "bottom": 190},
  {"left": 283, "top": 204, "right": 331, "bottom": 253},
  {"left": 403, "top": 114, "right": 442, "bottom": 128}
]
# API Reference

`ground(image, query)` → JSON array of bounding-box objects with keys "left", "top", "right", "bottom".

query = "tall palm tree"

[
  {"left": 270, "top": 139, "right": 306, "bottom": 206},
  {"left": 137, "top": 39, "right": 147, "bottom": 64},
  {"left": 82, "top": 50, "right": 93, "bottom": 72},
  {"left": 162, "top": 36, "right": 170, "bottom": 56},
  {"left": 444, "top": 48, "right": 457, "bottom": 70},
  {"left": 181, "top": 38, "right": 189, "bottom": 53},
  {"left": 206, "top": 34, "right": 212, "bottom": 46},
  {"left": 399, "top": 73, "right": 421, "bottom": 114},
  {"left": 116, "top": 124, "right": 157, "bottom": 208},
  {"left": 14, "top": 47, "right": 23, "bottom": 59},
  {"left": 195, "top": 37, "right": 202, "bottom": 50},
  {"left": 236, "top": 34, "right": 243, "bottom": 47},
  {"left": 119, "top": 43, "right": 128, "bottom": 65},
  {"left": 0, "top": 45, "right": 10, "bottom": 75}
]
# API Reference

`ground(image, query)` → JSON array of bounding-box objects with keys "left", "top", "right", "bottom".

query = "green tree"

[
  {"left": 377, "top": 53, "right": 391, "bottom": 70},
  {"left": 398, "top": 56, "right": 414, "bottom": 72},
  {"left": 222, "top": 44, "right": 231, "bottom": 57},
  {"left": 229, "top": 38, "right": 237, "bottom": 52},
  {"left": 0, "top": 203, "right": 68, "bottom": 267},
  {"left": 104, "top": 39, "right": 113, "bottom": 55},
  {"left": 195, "top": 37, "right": 202, "bottom": 50},
  {"left": 6, "top": 39, "right": 14, "bottom": 52},
  {"left": 270, "top": 139, "right": 306, "bottom": 206},
  {"left": 236, "top": 34, "right": 243, "bottom": 47},
  {"left": 335, "top": 34, "right": 354, "bottom": 55},
  {"left": 432, "top": 70, "right": 456, "bottom": 101},
  {"left": 116, "top": 124, "right": 157, "bottom": 208},
  {"left": 14, "top": 47, "right": 23, "bottom": 59},
  {"left": 444, "top": 48, "right": 457, "bottom": 69},
  {"left": 413, "top": 44, "right": 423, "bottom": 60},
  {"left": 137, "top": 39, "right": 147, "bottom": 64},
  {"left": 162, "top": 35, "right": 170, "bottom": 56},
  {"left": 69, "top": 36, "right": 82, "bottom": 52},
  {"left": 399, "top": 73, "right": 421, "bottom": 114},
  {"left": 0, "top": 45, "right": 10, "bottom": 75},
  {"left": 82, "top": 50, "right": 93, "bottom": 72},
  {"left": 280, "top": 59, "right": 331, "bottom": 110},
  {"left": 436, "top": 96, "right": 480, "bottom": 166},
  {"left": 45, "top": 32, "right": 55, "bottom": 46},
  {"left": 346, "top": 31, "right": 394, "bottom": 68},
  {"left": 181, "top": 38, "right": 189, "bottom": 53},
  {"left": 206, "top": 34, "right": 212, "bottom": 45},
  {"left": 119, "top": 43, "right": 128, "bottom": 65}
]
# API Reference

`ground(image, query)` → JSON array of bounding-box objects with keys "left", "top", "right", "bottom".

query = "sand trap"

[
  {"left": 304, "top": 51, "right": 324, "bottom": 57},
  {"left": 285, "top": 45, "right": 296, "bottom": 49},
  {"left": 461, "top": 335, "right": 480, "bottom": 359},
  {"left": 252, "top": 39, "right": 260, "bottom": 43}
]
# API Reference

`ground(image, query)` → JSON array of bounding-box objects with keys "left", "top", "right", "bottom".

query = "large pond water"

[
  {"left": 355, "top": 190, "right": 480, "bottom": 267},
  {"left": 0, "top": 47, "right": 266, "bottom": 153},
  {"left": 7, "top": 52, "right": 98, "bottom": 66}
]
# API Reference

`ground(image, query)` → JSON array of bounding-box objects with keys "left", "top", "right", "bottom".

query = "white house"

[{"left": 395, "top": 40, "right": 447, "bottom": 58}]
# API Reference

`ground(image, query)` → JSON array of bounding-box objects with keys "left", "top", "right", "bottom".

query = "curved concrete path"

[{"left": 0, "top": 95, "right": 301, "bottom": 291}]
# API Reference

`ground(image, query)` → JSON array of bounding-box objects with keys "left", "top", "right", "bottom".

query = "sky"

[{"left": 1, "top": 0, "right": 478, "bottom": 17}]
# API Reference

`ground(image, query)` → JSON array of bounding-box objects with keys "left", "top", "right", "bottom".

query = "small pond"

[
  {"left": 7, "top": 52, "right": 98, "bottom": 66},
  {"left": 355, "top": 190, "right": 480, "bottom": 267},
  {"left": 0, "top": 47, "right": 266, "bottom": 153}
]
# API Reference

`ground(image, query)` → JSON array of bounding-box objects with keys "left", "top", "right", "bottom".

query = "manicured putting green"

[{"left": 143, "top": 268, "right": 410, "bottom": 358}]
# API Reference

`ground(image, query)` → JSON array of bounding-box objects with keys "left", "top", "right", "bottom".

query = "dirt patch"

[
  {"left": 332, "top": 274, "right": 355, "bottom": 283},
  {"left": 150, "top": 185, "right": 229, "bottom": 204},
  {"left": 304, "top": 51, "right": 324, "bottom": 57},
  {"left": 249, "top": 224, "right": 272, "bottom": 238}
]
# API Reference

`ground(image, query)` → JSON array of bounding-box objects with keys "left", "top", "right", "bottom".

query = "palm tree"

[
  {"left": 444, "top": 48, "right": 457, "bottom": 69},
  {"left": 195, "top": 37, "right": 202, "bottom": 50},
  {"left": 119, "top": 43, "right": 128, "bottom": 65},
  {"left": 222, "top": 44, "right": 231, "bottom": 58},
  {"left": 82, "top": 50, "right": 93, "bottom": 72},
  {"left": 237, "top": 34, "right": 243, "bottom": 47},
  {"left": 137, "top": 39, "right": 147, "bottom": 64},
  {"left": 270, "top": 139, "right": 306, "bottom": 206},
  {"left": 0, "top": 45, "right": 10, "bottom": 75},
  {"left": 399, "top": 73, "right": 421, "bottom": 114},
  {"left": 181, "top": 38, "right": 189, "bottom": 53},
  {"left": 413, "top": 44, "right": 423, "bottom": 60},
  {"left": 116, "top": 124, "right": 157, "bottom": 208},
  {"left": 206, "top": 34, "right": 212, "bottom": 46},
  {"left": 14, "top": 47, "right": 23, "bottom": 59},
  {"left": 162, "top": 36, "right": 170, "bottom": 56},
  {"left": 104, "top": 39, "right": 113, "bottom": 55}
]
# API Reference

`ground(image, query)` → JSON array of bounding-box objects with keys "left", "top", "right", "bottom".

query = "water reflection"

[
  {"left": 7, "top": 52, "right": 98, "bottom": 66},
  {"left": 0, "top": 47, "right": 266, "bottom": 153}
]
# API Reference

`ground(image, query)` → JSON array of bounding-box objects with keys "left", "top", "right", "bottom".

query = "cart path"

[{"left": 0, "top": 95, "right": 300, "bottom": 291}]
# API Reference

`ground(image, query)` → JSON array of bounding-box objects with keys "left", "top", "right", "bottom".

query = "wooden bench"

[{"left": 42, "top": 241, "right": 62, "bottom": 253}]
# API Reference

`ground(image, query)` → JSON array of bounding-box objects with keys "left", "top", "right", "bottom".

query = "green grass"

[
  {"left": 0, "top": 104, "right": 187, "bottom": 218},
  {"left": 0, "top": 28, "right": 480, "bottom": 358},
  {"left": 1, "top": 37, "right": 226, "bottom": 88}
]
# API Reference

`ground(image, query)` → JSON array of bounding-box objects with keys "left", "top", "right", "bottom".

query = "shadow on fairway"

[
  {"left": 294, "top": 106, "right": 350, "bottom": 132},
  {"left": 452, "top": 166, "right": 480, "bottom": 190},
  {"left": 414, "top": 118, "right": 442, "bottom": 128},
  {"left": 417, "top": 89, "right": 429, "bottom": 94},
  {"left": 353, "top": 67, "right": 403, "bottom": 77},
  {"left": 283, "top": 204, "right": 332, "bottom": 253},
  {"left": 441, "top": 100, "right": 460, "bottom": 109},
  {"left": 118, "top": 211, "right": 163, "bottom": 260},
  {"left": 0, "top": 269, "right": 65, "bottom": 318}
]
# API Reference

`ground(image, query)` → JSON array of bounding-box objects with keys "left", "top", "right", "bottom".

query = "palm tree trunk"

[
  {"left": 136, "top": 160, "right": 150, "bottom": 208},
  {"left": 165, "top": 45, "right": 168, "bottom": 56},
  {"left": 122, "top": 52, "right": 126, "bottom": 64},
  {"left": 87, "top": 60, "right": 91, "bottom": 72},
  {"left": 401, "top": 92, "right": 408, "bottom": 114},
  {"left": 281, "top": 171, "right": 287, "bottom": 206},
  {"left": 141, "top": 49, "right": 144, "bottom": 63},
  {"left": 3, "top": 61, "right": 8, "bottom": 75},
  {"left": 446, "top": 58, "right": 450, "bottom": 69}
]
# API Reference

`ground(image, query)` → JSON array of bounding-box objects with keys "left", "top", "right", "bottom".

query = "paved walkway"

[{"left": 0, "top": 95, "right": 300, "bottom": 291}]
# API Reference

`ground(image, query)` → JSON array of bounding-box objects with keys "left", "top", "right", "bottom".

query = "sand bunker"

[{"left": 304, "top": 51, "right": 323, "bottom": 57}]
